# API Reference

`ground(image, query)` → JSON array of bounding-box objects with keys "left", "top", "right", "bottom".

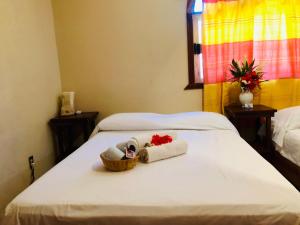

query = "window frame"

[{"left": 185, "top": 0, "right": 203, "bottom": 90}]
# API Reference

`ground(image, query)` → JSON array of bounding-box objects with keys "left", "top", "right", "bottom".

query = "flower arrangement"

[
  {"left": 150, "top": 134, "right": 173, "bottom": 146},
  {"left": 229, "top": 59, "right": 264, "bottom": 92}
]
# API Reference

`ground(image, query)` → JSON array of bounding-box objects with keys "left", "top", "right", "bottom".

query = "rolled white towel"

[
  {"left": 127, "top": 132, "right": 177, "bottom": 153},
  {"left": 139, "top": 139, "right": 187, "bottom": 163},
  {"left": 116, "top": 142, "right": 128, "bottom": 153},
  {"left": 102, "top": 147, "right": 125, "bottom": 161}
]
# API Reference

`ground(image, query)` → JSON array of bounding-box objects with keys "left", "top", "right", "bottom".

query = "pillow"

[
  {"left": 273, "top": 106, "right": 300, "bottom": 123},
  {"left": 94, "top": 112, "right": 237, "bottom": 132}
]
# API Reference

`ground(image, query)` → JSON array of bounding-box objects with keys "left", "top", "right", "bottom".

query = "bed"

[
  {"left": 272, "top": 106, "right": 300, "bottom": 167},
  {"left": 3, "top": 112, "right": 300, "bottom": 225},
  {"left": 272, "top": 106, "right": 300, "bottom": 191}
]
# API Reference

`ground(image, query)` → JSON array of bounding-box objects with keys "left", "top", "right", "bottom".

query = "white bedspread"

[
  {"left": 276, "top": 129, "right": 300, "bottom": 167},
  {"left": 4, "top": 130, "right": 300, "bottom": 225},
  {"left": 272, "top": 106, "right": 300, "bottom": 148},
  {"left": 272, "top": 106, "right": 300, "bottom": 167}
]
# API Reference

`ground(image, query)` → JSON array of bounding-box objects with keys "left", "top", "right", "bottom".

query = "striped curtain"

[{"left": 202, "top": 0, "right": 300, "bottom": 112}]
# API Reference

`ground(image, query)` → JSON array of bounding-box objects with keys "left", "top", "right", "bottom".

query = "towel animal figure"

[
  {"left": 139, "top": 139, "right": 188, "bottom": 163},
  {"left": 122, "top": 132, "right": 177, "bottom": 154},
  {"left": 103, "top": 132, "right": 182, "bottom": 161}
]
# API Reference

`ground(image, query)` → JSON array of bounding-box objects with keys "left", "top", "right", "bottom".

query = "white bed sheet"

[
  {"left": 4, "top": 130, "right": 300, "bottom": 225},
  {"left": 272, "top": 106, "right": 300, "bottom": 148},
  {"left": 276, "top": 129, "right": 300, "bottom": 167}
]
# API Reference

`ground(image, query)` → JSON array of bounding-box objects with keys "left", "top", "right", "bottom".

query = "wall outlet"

[
  {"left": 28, "top": 155, "right": 34, "bottom": 169},
  {"left": 28, "top": 155, "right": 35, "bottom": 184}
]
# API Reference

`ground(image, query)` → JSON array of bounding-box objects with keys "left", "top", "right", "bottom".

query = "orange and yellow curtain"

[{"left": 202, "top": 0, "right": 300, "bottom": 112}]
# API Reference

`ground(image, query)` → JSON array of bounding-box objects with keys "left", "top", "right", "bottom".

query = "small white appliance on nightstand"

[{"left": 61, "top": 91, "right": 75, "bottom": 116}]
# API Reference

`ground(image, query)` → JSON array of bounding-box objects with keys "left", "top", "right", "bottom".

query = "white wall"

[
  {"left": 0, "top": 0, "right": 61, "bottom": 215},
  {"left": 52, "top": 0, "right": 202, "bottom": 117}
]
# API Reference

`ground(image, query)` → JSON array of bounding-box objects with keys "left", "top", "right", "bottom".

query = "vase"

[{"left": 239, "top": 90, "right": 253, "bottom": 108}]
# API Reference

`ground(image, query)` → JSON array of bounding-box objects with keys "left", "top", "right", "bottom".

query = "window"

[{"left": 185, "top": 0, "right": 203, "bottom": 90}]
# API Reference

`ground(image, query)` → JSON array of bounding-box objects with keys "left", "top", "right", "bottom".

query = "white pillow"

[
  {"left": 95, "top": 112, "right": 237, "bottom": 132},
  {"left": 274, "top": 106, "right": 300, "bottom": 123}
]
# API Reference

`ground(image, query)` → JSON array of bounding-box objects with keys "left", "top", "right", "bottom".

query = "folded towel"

[
  {"left": 103, "top": 147, "right": 125, "bottom": 161},
  {"left": 127, "top": 132, "right": 177, "bottom": 153},
  {"left": 139, "top": 139, "right": 187, "bottom": 163},
  {"left": 116, "top": 142, "right": 128, "bottom": 153}
]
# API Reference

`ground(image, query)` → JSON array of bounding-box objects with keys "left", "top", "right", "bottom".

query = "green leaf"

[{"left": 249, "top": 59, "right": 255, "bottom": 69}]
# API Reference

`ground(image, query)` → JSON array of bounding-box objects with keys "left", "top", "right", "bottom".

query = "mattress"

[
  {"left": 276, "top": 129, "right": 300, "bottom": 167},
  {"left": 4, "top": 130, "right": 300, "bottom": 225}
]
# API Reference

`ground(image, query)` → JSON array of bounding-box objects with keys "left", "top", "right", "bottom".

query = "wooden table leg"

[{"left": 83, "top": 120, "right": 90, "bottom": 141}]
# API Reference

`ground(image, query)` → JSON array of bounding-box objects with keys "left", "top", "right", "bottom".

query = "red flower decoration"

[
  {"left": 228, "top": 59, "right": 264, "bottom": 91},
  {"left": 151, "top": 134, "right": 173, "bottom": 146}
]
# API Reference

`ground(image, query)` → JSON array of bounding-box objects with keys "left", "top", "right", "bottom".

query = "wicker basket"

[{"left": 100, "top": 153, "right": 139, "bottom": 172}]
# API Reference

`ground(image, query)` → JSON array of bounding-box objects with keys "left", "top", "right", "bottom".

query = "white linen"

[
  {"left": 4, "top": 130, "right": 300, "bottom": 225},
  {"left": 139, "top": 139, "right": 188, "bottom": 163},
  {"left": 90, "top": 112, "right": 238, "bottom": 136},
  {"left": 272, "top": 106, "right": 300, "bottom": 147},
  {"left": 102, "top": 147, "right": 125, "bottom": 160},
  {"left": 275, "top": 129, "right": 300, "bottom": 167}
]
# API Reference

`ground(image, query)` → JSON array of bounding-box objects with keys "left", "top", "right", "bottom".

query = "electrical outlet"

[
  {"left": 28, "top": 155, "right": 34, "bottom": 168},
  {"left": 28, "top": 155, "right": 35, "bottom": 184}
]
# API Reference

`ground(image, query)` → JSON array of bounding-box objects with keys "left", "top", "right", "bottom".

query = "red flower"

[
  {"left": 228, "top": 59, "right": 264, "bottom": 91},
  {"left": 151, "top": 134, "right": 173, "bottom": 146}
]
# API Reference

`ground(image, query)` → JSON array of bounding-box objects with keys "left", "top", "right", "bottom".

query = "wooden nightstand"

[
  {"left": 49, "top": 112, "right": 99, "bottom": 163},
  {"left": 224, "top": 105, "right": 277, "bottom": 159}
]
